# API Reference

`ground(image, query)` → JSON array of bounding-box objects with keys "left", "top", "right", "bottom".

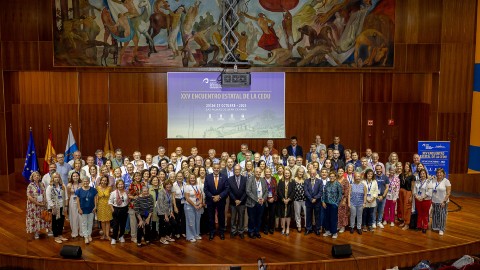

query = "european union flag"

[{"left": 22, "top": 130, "right": 39, "bottom": 181}]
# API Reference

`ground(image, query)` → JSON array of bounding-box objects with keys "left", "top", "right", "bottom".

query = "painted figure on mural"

[{"left": 53, "top": 0, "right": 395, "bottom": 67}]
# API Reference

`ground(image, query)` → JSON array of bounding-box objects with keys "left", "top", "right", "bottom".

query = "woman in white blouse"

[
  {"left": 413, "top": 169, "right": 433, "bottom": 233},
  {"left": 362, "top": 169, "right": 378, "bottom": 232},
  {"left": 431, "top": 168, "right": 451, "bottom": 235},
  {"left": 108, "top": 180, "right": 129, "bottom": 245},
  {"left": 46, "top": 172, "right": 68, "bottom": 244}
]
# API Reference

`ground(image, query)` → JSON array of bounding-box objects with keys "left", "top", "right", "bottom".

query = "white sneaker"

[
  {"left": 439, "top": 230, "right": 444, "bottom": 235},
  {"left": 195, "top": 235, "right": 202, "bottom": 240},
  {"left": 332, "top": 233, "right": 338, "bottom": 239},
  {"left": 323, "top": 231, "right": 332, "bottom": 237},
  {"left": 339, "top": 227, "right": 345, "bottom": 233},
  {"left": 111, "top": 239, "right": 116, "bottom": 245},
  {"left": 189, "top": 238, "right": 196, "bottom": 243},
  {"left": 47, "top": 231, "right": 54, "bottom": 237},
  {"left": 372, "top": 223, "right": 377, "bottom": 229},
  {"left": 382, "top": 221, "right": 387, "bottom": 225},
  {"left": 132, "top": 238, "right": 137, "bottom": 243},
  {"left": 84, "top": 237, "right": 89, "bottom": 244},
  {"left": 377, "top": 222, "right": 384, "bottom": 229},
  {"left": 88, "top": 236, "right": 92, "bottom": 242},
  {"left": 34, "top": 232, "right": 40, "bottom": 239},
  {"left": 119, "top": 236, "right": 125, "bottom": 243},
  {"left": 390, "top": 222, "right": 395, "bottom": 227}
]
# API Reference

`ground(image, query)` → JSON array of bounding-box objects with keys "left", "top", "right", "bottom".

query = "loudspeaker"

[
  {"left": 60, "top": 245, "right": 82, "bottom": 259},
  {"left": 331, "top": 244, "right": 352, "bottom": 258}
]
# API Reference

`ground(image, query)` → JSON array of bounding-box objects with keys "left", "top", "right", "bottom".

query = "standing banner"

[{"left": 417, "top": 141, "right": 450, "bottom": 177}]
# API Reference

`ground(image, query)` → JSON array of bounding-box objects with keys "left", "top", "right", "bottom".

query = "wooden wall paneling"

[
  {"left": 155, "top": 72, "right": 168, "bottom": 103},
  {"left": 438, "top": 43, "right": 474, "bottom": 113},
  {"left": 5, "top": 110, "right": 14, "bottom": 174},
  {"left": 109, "top": 73, "right": 143, "bottom": 104},
  {"left": 50, "top": 72, "right": 78, "bottom": 104},
  {"left": 441, "top": 0, "right": 476, "bottom": 43},
  {"left": 37, "top": 0, "right": 53, "bottom": 41},
  {"left": 38, "top": 41, "right": 54, "bottom": 70},
  {"left": 109, "top": 104, "right": 140, "bottom": 157},
  {"left": 392, "top": 73, "right": 433, "bottom": 103},
  {"left": 138, "top": 104, "right": 167, "bottom": 155},
  {"left": 3, "top": 72, "right": 19, "bottom": 105},
  {"left": 79, "top": 72, "right": 108, "bottom": 104},
  {"left": 393, "top": 0, "right": 408, "bottom": 43},
  {"left": 362, "top": 73, "right": 393, "bottom": 103},
  {"left": 0, "top": 111, "right": 7, "bottom": 174},
  {"left": 428, "top": 73, "right": 440, "bottom": 140},
  {"left": 416, "top": 0, "right": 443, "bottom": 44},
  {"left": 79, "top": 104, "right": 108, "bottom": 156},
  {"left": 393, "top": 43, "right": 407, "bottom": 73},
  {"left": 390, "top": 103, "right": 430, "bottom": 155},
  {"left": 18, "top": 72, "right": 51, "bottom": 104},
  {"left": 0, "top": 0, "right": 39, "bottom": 41},
  {"left": 1, "top": 42, "right": 39, "bottom": 71},
  {"left": 398, "top": 0, "right": 443, "bottom": 44},
  {"left": 362, "top": 103, "right": 393, "bottom": 155},
  {"left": 436, "top": 113, "right": 472, "bottom": 173},
  {"left": 405, "top": 44, "right": 441, "bottom": 73}
]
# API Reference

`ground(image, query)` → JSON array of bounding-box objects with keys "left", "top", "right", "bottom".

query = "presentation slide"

[{"left": 167, "top": 72, "right": 285, "bottom": 139}]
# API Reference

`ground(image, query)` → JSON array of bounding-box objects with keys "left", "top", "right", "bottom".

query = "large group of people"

[{"left": 26, "top": 135, "right": 452, "bottom": 248}]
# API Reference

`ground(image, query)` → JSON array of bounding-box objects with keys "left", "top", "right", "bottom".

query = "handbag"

[{"left": 41, "top": 210, "right": 52, "bottom": 222}]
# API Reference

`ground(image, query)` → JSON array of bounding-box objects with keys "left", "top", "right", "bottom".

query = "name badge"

[
  {"left": 268, "top": 192, "right": 273, "bottom": 197},
  {"left": 86, "top": 197, "right": 89, "bottom": 201},
  {"left": 37, "top": 195, "right": 43, "bottom": 202},
  {"left": 257, "top": 190, "right": 262, "bottom": 197}
]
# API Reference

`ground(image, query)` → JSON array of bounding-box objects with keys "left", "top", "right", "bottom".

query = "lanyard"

[
  {"left": 33, "top": 182, "right": 42, "bottom": 194},
  {"left": 418, "top": 180, "right": 426, "bottom": 191},
  {"left": 55, "top": 186, "right": 62, "bottom": 199},
  {"left": 434, "top": 179, "right": 443, "bottom": 191},
  {"left": 192, "top": 185, "right": 201, "bottom": 200},
  {"left": 367, "top": 181, "right": 373, "bottom": 193},
  {"left": 91, "top": 176, "right": 96, "bottom": 188},
  {"left": 166, "top": 192, "right": 171, "bottom": 207},
  {"left": 347, "top": 174, "right": 353, "bottom": 184}
]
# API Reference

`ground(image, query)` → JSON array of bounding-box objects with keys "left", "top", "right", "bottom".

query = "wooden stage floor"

[{"left": 0, "top": 184, "right": 479, "bottom": 270}]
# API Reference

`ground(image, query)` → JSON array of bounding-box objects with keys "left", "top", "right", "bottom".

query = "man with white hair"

[
  {"left": 68, "top": 150, "right": 85, "bottom": 167},
  {"left": 153, "top": 146, "right": 169, "bottom": 165},
  {"left": 131, "top": 151, "right": 147, "bottom": 170}
]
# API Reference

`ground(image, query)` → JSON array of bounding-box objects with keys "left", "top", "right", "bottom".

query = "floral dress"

[
  {"left": 96, "top": 186, "right": 113, "bottom": 221},
  {"left": 337, "top": 178, "right": 350, "bottom": 228},
  {"left": 26, "top": 182, "right": 50, "bottom": 233}
]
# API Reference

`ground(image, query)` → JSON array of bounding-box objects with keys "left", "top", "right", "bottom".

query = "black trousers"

[
  {"left": 136, "top": 216, "right": 151, "bottom": 243},
  {"left": 52, "top": 207, "right": 65, "bottom": 237},
  {"left": 208, "top": 201, "right": 226, "bottom": 234},
  {"left": 112, "top": 206, "right": 129, "bottom": 240},
  {"left": 262, "top": 201, "right": 276, "bottom": 231},
  {"left": 174, "top": 199, "right": 186, "bottom": 235},
  {"left": 158, "top": 214, "right": 177, "bottom": 237}
]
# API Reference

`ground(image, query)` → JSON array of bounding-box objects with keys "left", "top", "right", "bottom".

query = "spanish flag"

[
  {"left": 43, "top": 126, "right": 56, "bottom": 173},
  {"left": 104, "top": 123, "right": 114, "bottom": 160}
]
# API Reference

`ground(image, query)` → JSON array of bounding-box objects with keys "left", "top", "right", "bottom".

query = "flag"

[
  {"left": 43, "top": 127, "right": 57, "bottom": 173},
  {"left": 104, "top": 124, "right": 114, "bottom": 159},
  {"left": 22, "top": 130, "right": 39, "bottom": 181},
  {"left": 64, "top": 126, "right": 78, "bottom": 163}
]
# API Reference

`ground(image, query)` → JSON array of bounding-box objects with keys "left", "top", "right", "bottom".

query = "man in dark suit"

[
  {"left": 204, "top": 163, "right": 230, "bottom": 240},
  {"left": 304, "top": 168, "right": 324, "bottom": 235},
  {"left": 94, "top": 149, "right": 107, "bottom": 167},
  {"left": 286, "top": 136, "right": 303, "bottom": 158},
  {"left": 228, "top": 164, "right": 247, "bottom": 239},
  {"left": 328, "top": 136, "right": 345, "bottom": 161}
]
